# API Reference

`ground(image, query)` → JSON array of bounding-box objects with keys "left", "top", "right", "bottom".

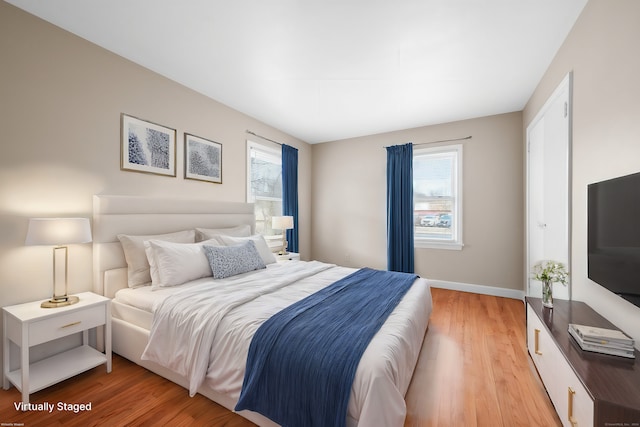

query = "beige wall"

[
  {"left": 312, "top": 112, "right": 524, "bottom": 291},
  {"left": 523, "top": 0, "right": 640, "bottom": 343},
  {"left": 5, "top": 0, "right": 639, "bottom": 368},
  {"left": 0, "top": 1, "right": 312, "bottom": 313}
]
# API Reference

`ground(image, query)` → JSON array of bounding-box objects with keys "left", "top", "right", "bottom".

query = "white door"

[{"left": 527, "top": 73, "right": 572, "bottom": 300}]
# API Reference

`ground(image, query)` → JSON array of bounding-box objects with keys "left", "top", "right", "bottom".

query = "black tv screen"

[{"left": 588, "top": 171, "right": 640, "bottom": 309}]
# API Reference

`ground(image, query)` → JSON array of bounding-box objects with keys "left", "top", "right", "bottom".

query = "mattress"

[
  {"left": 112, "top": 263, "right": 289, "bottom": 329},
  {"left": 112, "top": 260, "right": 432, "bottom": 426}
]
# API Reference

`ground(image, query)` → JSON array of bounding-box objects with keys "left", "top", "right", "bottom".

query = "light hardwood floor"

[{"left": 0, "top": 288, "right": 561, "bottom": 426}]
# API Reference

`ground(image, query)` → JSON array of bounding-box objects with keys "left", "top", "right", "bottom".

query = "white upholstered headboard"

[{"left": 93, "top": 195, "right": 255, "bottom": 297}]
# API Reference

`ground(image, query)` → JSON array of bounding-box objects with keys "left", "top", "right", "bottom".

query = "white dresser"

[{"left": 526, "top": 297, "right": 640, "bottom": 427}]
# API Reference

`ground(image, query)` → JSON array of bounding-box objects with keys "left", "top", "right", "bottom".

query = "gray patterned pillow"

[{"left": 203, "top": 240, "right": 266, "bottom": 279}]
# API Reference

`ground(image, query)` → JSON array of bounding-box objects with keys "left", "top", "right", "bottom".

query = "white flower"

[{"left": 532, "top": 260, "right": 569, "bottom": 285}]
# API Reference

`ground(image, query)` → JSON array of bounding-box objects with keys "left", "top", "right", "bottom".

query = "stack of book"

[{"left": 568, "top": 323, "right": 636, "bottom": 359}]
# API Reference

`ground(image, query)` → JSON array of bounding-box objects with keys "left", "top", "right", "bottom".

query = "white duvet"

[{"left": 140, "top": 261, "right": 432, "bottom": 427}]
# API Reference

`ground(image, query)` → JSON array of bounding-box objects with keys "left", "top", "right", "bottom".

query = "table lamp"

[
  {"left": 271, "top": 215, "right": 294, "bottom": 255},
  {"left": 25, "top": 218, "right": 92, "bottom": 308}
]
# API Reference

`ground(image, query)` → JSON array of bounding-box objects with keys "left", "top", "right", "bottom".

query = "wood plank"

[
  {"left": 403, "top": 288, "right": 561, "bottom": 427},
  {"left": 1, "top": 288, "right": 560, "bottom": 426}
]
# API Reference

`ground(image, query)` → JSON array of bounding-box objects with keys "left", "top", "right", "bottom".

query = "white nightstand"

[
  {"left": 276, "top": 252, "right": 300, "bottom": 262},
  {"left": 2, "top": 291, "right": 112, "bottom": 403}
]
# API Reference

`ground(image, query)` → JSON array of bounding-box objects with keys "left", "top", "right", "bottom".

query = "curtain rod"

[
  {"left": 385, "top": 135, "right": 472, "bottom": 148},
  {"left": 246, "top": 130, "right": 282, "bottom": 146},
  {"left": 415, "top": 135, "right": 472, "bottom": 146}
]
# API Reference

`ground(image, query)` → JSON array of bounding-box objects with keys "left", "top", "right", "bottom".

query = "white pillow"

[
  {"left": 203, "top": 241, "right": 266, "bottom": 279},
  {"left": 144, "top": 238, "right": 221, "bottom": 289},
  {"left": 118, "top": 230, "right": 195, "bottom": 287},
  {"left": 195, "top": 224, "right": 252, "bottom": 242},
  {"left": 216, "top": 234, "right": 277, "bottom": 265}
]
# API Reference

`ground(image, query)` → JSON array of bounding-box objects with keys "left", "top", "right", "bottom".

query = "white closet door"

[{"left": 527, "top": 73, "right": 571, "bottom": 301}]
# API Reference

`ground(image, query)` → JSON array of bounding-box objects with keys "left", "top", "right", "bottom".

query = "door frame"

[{"left": 525, "top": 72, "right": 573, "bottom": 299}]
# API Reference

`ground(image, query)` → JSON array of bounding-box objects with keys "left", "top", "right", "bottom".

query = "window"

[
  {"left": 413, "top": 144, "right": 463, "bottom": 250},
  {"left": 247, "top": 141, "right": 282, "bottom": 238}
]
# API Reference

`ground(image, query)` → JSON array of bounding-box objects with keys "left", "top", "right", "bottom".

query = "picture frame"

[
  {"left": 121, "top": 114, "right": 176, "bottom": 177},
  {"left": 184, "top": 133, "right": 222, "bottom": 184}
]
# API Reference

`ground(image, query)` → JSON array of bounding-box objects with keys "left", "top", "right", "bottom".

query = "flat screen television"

[{"left": 588, "top": 171, "right": 640, "bottom": 309}]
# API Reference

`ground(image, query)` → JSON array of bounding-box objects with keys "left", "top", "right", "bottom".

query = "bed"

[{"left": 92, "top": 194, "right": 432, "bottom": 427}]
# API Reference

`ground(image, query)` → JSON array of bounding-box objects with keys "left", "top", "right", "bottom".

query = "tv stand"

[{"left": 526, "top": 297, "right": 640, "bottom": 427}]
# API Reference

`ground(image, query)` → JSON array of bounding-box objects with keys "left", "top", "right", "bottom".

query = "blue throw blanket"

[{"left": 234, "top": 267, "right": 418, "bottom": 427}]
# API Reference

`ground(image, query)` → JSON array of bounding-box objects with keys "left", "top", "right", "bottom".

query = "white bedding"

[
  {"left": 114, "top": 260, "right": 432, "bottom": 427},
  {"left": 115, "top": 263, "right": 296, "bottom": 309}
]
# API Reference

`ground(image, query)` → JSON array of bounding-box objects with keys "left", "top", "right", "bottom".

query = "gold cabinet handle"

[
  {"left": 534, "top": 329, "right": 542, "bottom": 355},
  {"left": 568, "top": 387, "right": 577, "bottom": 426},
  {"left": 60, "top": 321, "right": 81, "bottom": 329}
]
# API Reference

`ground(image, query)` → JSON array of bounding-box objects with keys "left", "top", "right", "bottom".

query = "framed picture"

[
  {"left": 184, "top": 133, "right": 222, "bottom": 184},
  {"left": 121, "top": 114, "right": 176, "bottom": 177}
]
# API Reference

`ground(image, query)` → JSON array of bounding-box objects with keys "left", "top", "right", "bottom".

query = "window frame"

[
  {"left": 413, "top": 144, "right": 464, "bottom": 250},
  {"left": 246, "top": 140, "right": 282, "bottom": 237}
]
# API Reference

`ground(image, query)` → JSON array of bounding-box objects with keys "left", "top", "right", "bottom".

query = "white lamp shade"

[
  {"left": 25, "top": 218, "right": 92, "bottom": 246},
  {"left": 272, "top": 215, "right": 294, "bottom": 230}
]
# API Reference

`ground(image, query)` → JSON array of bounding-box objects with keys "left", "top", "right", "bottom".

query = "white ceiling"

[{"left": 7, "top": 0, "right": 587, "bottom": 144}]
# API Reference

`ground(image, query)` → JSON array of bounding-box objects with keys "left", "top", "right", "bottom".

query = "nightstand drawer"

[
  {"left": 276, "top": 252, "right": 300, "bottom": 262},
  {"left": 29, "top": 305, "right": 106, "bottom": 346}
]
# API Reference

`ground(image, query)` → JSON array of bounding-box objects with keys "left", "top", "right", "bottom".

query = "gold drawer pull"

[
  {"left": 568, "top": 387, "right": 577, "bottom": 426},
  {"left": 534, "top": 329, "right": 542, "bottom": 355},
  {"left": 60, "top": 321, "right": 81, "bottom": 329}
]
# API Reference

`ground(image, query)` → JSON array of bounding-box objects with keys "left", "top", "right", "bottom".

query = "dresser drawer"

[
  {"left": 559, "top": 368, "right": 593, "bottom": 427},
  {"left": 29, "top": 304, "right": 106, "bottom": 346},
  {"left": 527, "top": 303, "right": 594, "bottom": 427},
  {"left": 527, "top": 305, "right": 556, "bottom": 387}
]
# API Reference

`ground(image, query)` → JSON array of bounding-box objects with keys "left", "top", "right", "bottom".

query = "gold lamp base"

[{"left": 41, "top": 295, "right": 79, "bottom": 308}]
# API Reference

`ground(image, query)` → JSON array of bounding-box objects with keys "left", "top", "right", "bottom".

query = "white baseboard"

[{"left": 428, "top": 279, "right": 525, "bottom": 300}]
